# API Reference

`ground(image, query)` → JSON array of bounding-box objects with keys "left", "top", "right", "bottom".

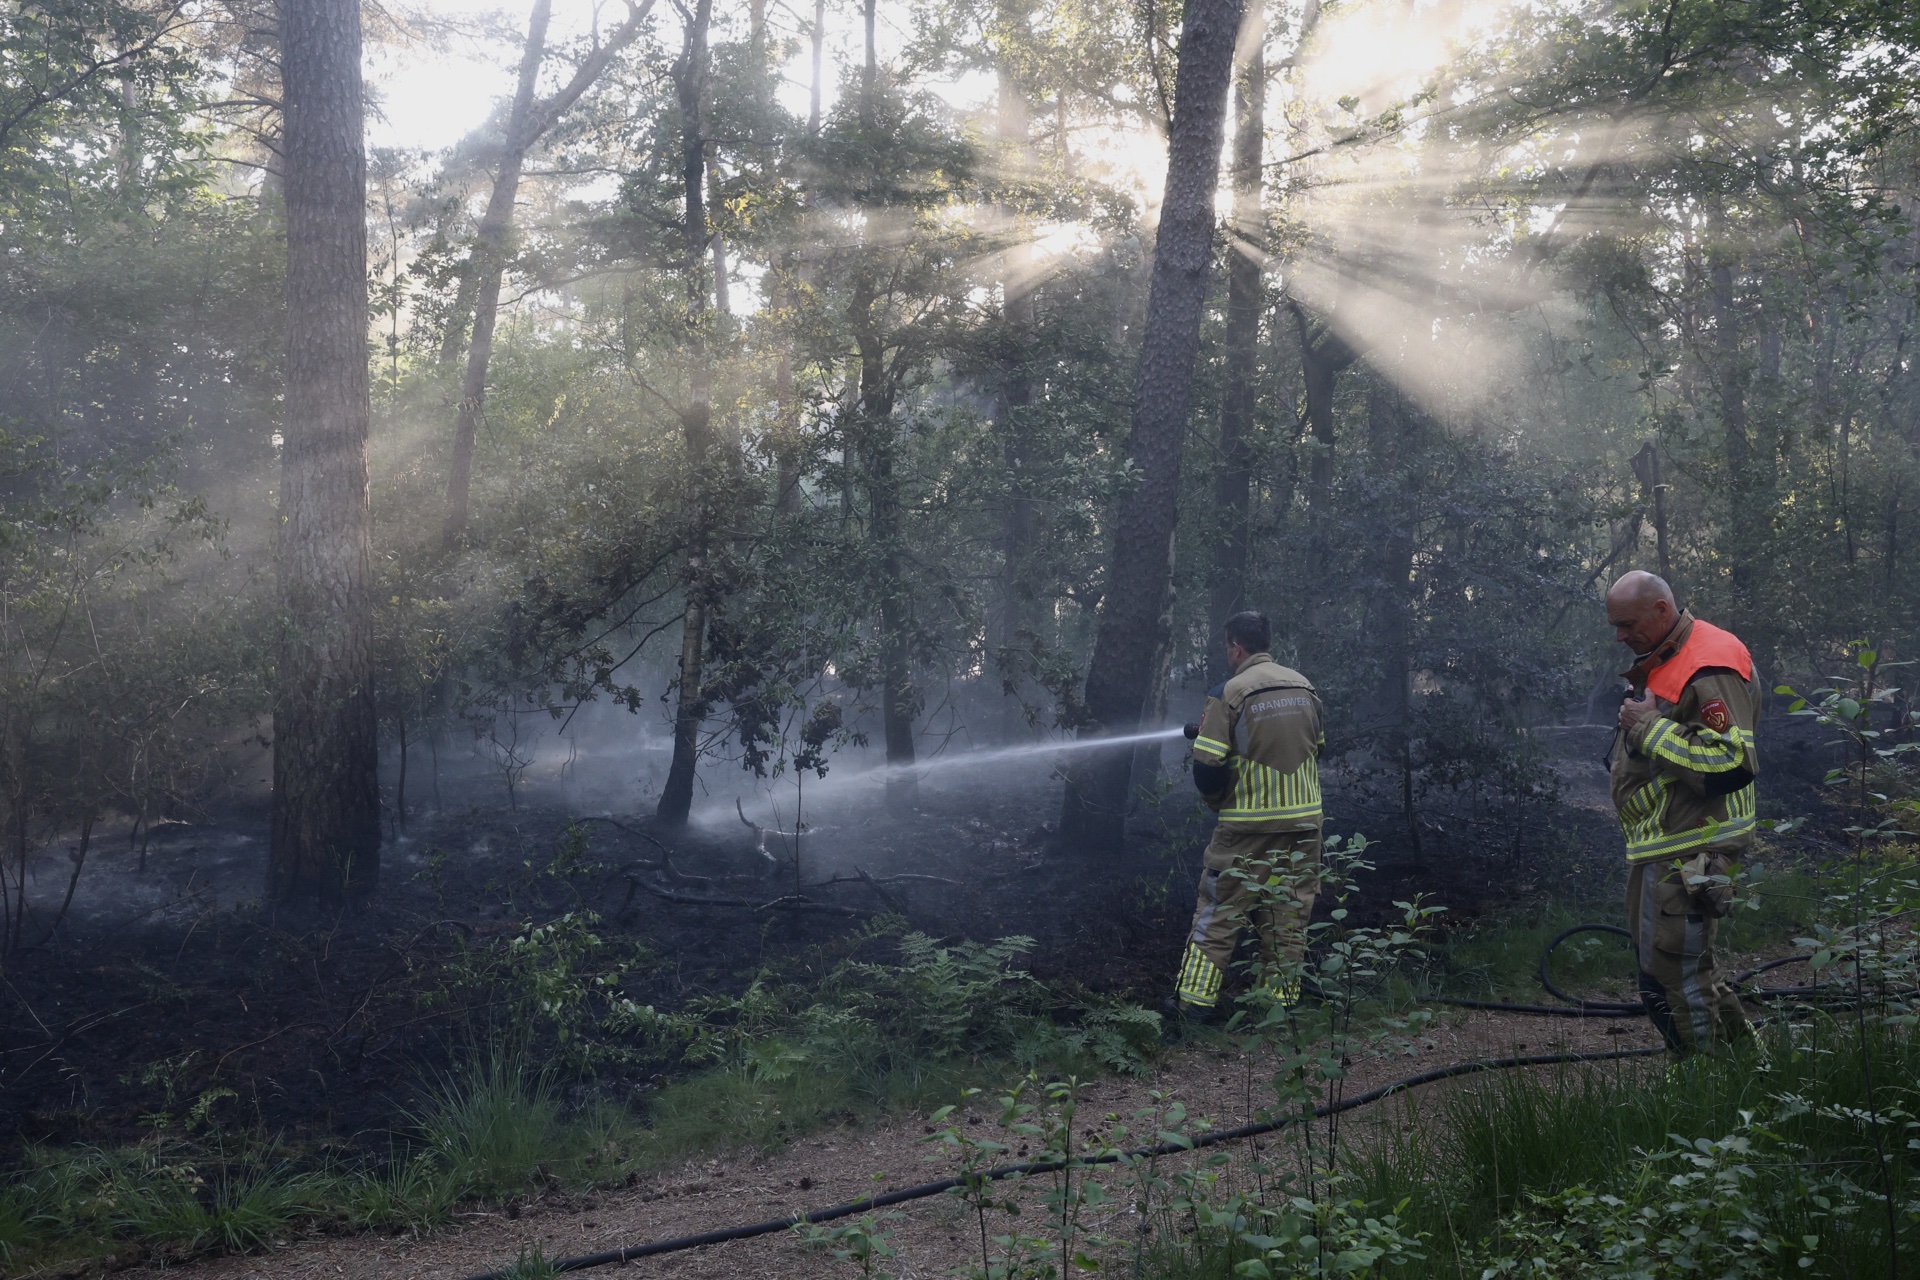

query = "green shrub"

[
  {"left": 1353, "top": 1018, "right": 1920, "bottom": 1278},
  {"left": 1473, "top": 1125, "right": 1830, "bottom": 1279}
]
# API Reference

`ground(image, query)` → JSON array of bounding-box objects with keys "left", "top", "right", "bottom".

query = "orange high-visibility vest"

[{"left": 1645, "top": 619, "right": 1753, "bottom": 703}]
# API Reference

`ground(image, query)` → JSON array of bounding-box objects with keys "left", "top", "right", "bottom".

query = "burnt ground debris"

[{"left": 0, "top": 700, "right": 1856, "bottom": 1160}]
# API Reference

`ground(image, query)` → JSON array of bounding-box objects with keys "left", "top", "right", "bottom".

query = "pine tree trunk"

[
  {"left": 1208, "top": 16, "right": 1264, "bottom": 683},
  {"left": 271, "top": 0, "right": 380, "bottom": 907},
  {"left": 657, "top": 0, "right": 716, "bottom": 826},
  {"left": 1060, "top": 0, "right": 1244, "bottom": 852}
]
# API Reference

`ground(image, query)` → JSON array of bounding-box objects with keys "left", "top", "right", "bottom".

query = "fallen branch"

[
  {"left": 803, "top": 873, "right": 960, "bottom": 890},
  {"left": 626, "top": 877, "right": 867, "bottom": 917},
  {"left": 575, "top": 815, "right": 712, "bottom": 887},
  {"left": 736, "top": 798, "right": 813, "bottom": 870},
  {"left": 853, "top": 867, "right": 907, "bottom": 914}
]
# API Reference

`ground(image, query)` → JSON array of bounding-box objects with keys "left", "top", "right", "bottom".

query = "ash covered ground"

[{"left": 0, "top": 699, "right": 1847, "bottom": 1153}]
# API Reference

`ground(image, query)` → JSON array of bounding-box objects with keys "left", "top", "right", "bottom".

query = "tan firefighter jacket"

[
  {"left": 1190, "top": 652, "right": 1324, "bottom": 833},
  {"left": 1609, "top": 612, "right": 1759, "bottom": 864}
]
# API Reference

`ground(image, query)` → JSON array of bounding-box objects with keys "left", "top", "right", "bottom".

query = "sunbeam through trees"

[{"left": 3, "top": 0, "right": 1920, "bottom": 1274}]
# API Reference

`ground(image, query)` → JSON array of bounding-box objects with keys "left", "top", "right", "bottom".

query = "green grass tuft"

[{"left": 1350, "top": 1016, "right": 1919, "bottom": 1278}]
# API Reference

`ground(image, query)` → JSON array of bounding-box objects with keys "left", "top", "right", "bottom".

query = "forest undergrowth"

[
  {"left": 0, "top": 668, "right": 1910, "bottom": 1278},
  {"left": 0, "top": 906, "right": 1164, "bottom": 1274},
  {"left": 3, "top": 824, "right": 1901, "bottom": 1280},
  {"left": 778, "top": 843, "right": 1916, "bottom": 1280}
]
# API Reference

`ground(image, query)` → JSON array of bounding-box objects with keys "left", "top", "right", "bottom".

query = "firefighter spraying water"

[{"left": 1166, "top": 611, "right": 1326, "bottom": 1024}]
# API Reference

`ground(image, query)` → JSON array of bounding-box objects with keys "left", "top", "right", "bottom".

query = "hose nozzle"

[{"left": 1182, "top": 722, "right": 1200, "bottom": 741}]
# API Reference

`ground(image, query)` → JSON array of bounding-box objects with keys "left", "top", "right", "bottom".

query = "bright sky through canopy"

[{"left": 366, "top": 0, "right": 934, "bottom": 153}]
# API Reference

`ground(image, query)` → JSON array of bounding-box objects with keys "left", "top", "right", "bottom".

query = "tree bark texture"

[
  {"left": 657, "top": 0, "right": 716, "bottom": 826},
  {"left": 1208, "top": 13, "right": 1264, "bottom": 684},
  {"left": 272, "top": 0, "right": 380, "bottom": 906},
  {"left": 1061, "top": 0, "right": 1244, "bottom": 852}
]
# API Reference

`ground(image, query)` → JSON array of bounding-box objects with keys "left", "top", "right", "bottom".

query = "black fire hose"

[
  {"left": 460, "top": 923, "right": 1899, "bottom": 1277},
  {"left": 1427, "top": 921, "right": 1858, "bottom": 1018},
  {"left": 459, "top": 1044, "right": 1664, "bottom": 1280}
]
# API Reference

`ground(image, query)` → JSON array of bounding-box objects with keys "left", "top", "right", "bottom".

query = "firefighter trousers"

[
  {"left": 1174, "top": 827, "right": 1321, "bottom": 1010},
  {"left": 1625, "top": 854, "right": 1753, "bottom": 1055}
]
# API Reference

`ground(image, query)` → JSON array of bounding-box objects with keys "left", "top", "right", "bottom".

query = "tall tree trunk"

[
  {"left": 773, "top": 0, "right": 830, "bottom": 513},
  {"left": 272, "top": 0, "right": 380, "bottom": 906},
  {"left": 1208, "top": 10, "right": 1264, "bottom": 683},
  {"left": 1711, "top": 256, "right": 1755, "bottom": 617},
  {"left": 1365, "top": 379, "right": 1420, "bottom": 865},
  {"left": 1289, "top": 305, "right": 1358, "bottom": 631},
  {"left": 1630, "top": 440, "right": 1673, "bottom": 584},
  {"left": 991, "top": 59, "right": 1041, "bottom": 710},
  {"left": 1060, "top": 0, "right": 1244, "bottom": 852},
  {"left": 808, "top": 0, "right": 826, "bottom": 132},
  {"left": 1297, "top": 320, "right": 1356, "bottom": 534},
  {"left": 658, "top": 0, "right": 716, "bottom": 826},
  {"left": 850, "top": 292, "right": 916, "bottom": 774},
  {"left": 771, "top": 273, "right": 802, "bottom": 512},
  {"left": 861, "top": 0, "right": 877, "bottom": 108},
  {"left": 441, "top": 0, "right": 651, "bottom": 546},
  {"left": 443, "top": 0, "right": 550, "bottom": 548}
]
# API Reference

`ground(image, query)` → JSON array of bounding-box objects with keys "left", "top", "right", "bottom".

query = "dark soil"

[{"left": 0, "top": 698, "right": 1855, "bottom": 1157}]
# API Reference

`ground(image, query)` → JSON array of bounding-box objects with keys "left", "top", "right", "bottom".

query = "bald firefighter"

[
  {"left": 1606, "top": 571, "right": 1757, "bottom": 1054},
  {"left": 1172, "top": 611, "right": 1324, "bottom": 1022}
]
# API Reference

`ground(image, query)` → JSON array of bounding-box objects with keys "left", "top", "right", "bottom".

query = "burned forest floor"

[{"left": 0, "top": 707, "right": 1876, "bottom": 1276}]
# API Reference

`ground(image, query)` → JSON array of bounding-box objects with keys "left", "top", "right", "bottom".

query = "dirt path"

[{"left": 167, "top": 1010, "right": 1661, "bottom": 1280}]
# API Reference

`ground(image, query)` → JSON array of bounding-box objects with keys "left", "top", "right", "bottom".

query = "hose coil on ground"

[{"left": 1429, "top": 921, "right": 1838, "bottom": 1018}]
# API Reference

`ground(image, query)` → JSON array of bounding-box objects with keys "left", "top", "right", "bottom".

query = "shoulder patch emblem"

[{"left": 1699, "top": 699, "right": 1731, "bottom": 732}]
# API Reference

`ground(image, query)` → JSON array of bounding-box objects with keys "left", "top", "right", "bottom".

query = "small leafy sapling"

[{"left": 794, "top": 1209, "right": 904, "bottom": 1277}]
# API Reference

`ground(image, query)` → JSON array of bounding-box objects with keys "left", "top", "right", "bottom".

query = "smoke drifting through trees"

[{"left": 1, "top": 0, "right": 1917, "bottom": 881}]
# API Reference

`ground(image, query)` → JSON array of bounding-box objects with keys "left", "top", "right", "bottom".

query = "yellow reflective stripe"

[
  {"left": 1192, "top": 736, "right": 1230, "bottom": 762},
  {"left": 1617, "top": 775, "right": 1671, "bottom": 852},
  {"left": 1623, "top": 786, "right": 1756, "bottom": 862},
  {"left": 1643, "top": 718, "right": 1749, "bottom": 773},
  {"left": 1176, "top": 943, "right": 1223, "bottom": 1007},
  {"left": 1223, "top": 757, "right": 1320, "bottom": 823},
  {"left": 1219, "top": 806, "right": 1322, "bottom": 824}
]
